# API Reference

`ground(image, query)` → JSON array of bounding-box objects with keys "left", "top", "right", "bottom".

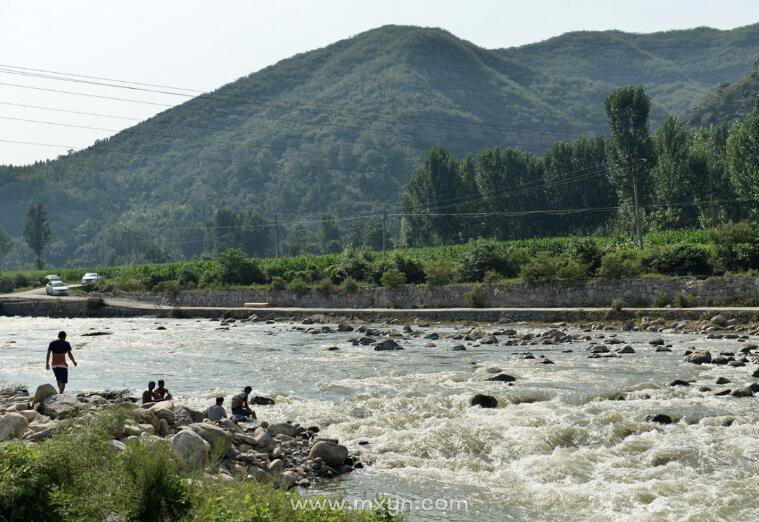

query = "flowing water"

[{"left": 2, "top": 316, "right": 759, "bottom": 521}]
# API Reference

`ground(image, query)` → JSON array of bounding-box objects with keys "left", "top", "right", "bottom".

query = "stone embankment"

[
  {"left": 0, "top": 386, "right": 358, "bottom": 489},
  {"left": 116, "top": 276, "right": 759, "bottom": 309}
]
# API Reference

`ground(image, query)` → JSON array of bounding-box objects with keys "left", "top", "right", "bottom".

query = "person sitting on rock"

[
  {"left": 142, "top": 381, "right": 157, "bottom": 404},
  {"left": 203, "top": 397, "right": 227, "bottom": 422},
  {"left": 230, "top": 386, "right": 256, "bottom": 421},
  {"left": 154, "top": 379, "right": 172, "bottom": 401}
]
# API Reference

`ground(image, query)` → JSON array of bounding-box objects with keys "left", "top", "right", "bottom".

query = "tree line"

[{"left": 399, "top": 87, "right": 758, "bottom": 246}]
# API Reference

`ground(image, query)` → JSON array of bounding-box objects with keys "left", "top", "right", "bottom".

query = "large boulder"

[
  {"left": 31, "top": 384, "right": 57, "bottom": 406},
  {"left": 189, "top": 422, "right": 231, "bottom": 453},
  {"left": 0, "top": 412, "right": 29, "bottom": 441},
  {"left": 252, "top": 427, "right": 274, "bottom": 450},
  {"left": 710, "top": 314, "right": 728, "bottom": 327},
  {"left": 374, "top": 339, "right": 403, "bottom": 351},
  {"left": 308, "top": 441, "right": 348, "bottom": 468},
  {"left": 470, "top": 394, "right": 498, "bottom": 408},
  {"left": 685, "top": 351, "right": 712, "bottom": 365},
  {"left": 150, "top": 402, "right": 177, "bottom": 424},
  {"left": 268, "top": 422, "right": 299, "bottom": 437},
  {"left": 171, "top": 429, "right": 210, "bottom": 471},
  {"left": 38, "top": 394, "right": 80, "bottom": 419}
]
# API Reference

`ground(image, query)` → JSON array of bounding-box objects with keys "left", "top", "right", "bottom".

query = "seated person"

[
  {"left": 229, "top": 386, "right": 257, "bottom": 420},
  {"left": 142, "top": 381, "right": 157, "bottom": 404},
  {"left": 203, "top": 397, "right": 227, "bottom": 422},
  {"left": 154, "top": 379, "right": 173, "bottom": 401}
]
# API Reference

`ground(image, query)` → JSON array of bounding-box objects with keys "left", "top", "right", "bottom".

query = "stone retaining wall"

[{"left": 112, "top": 276, "right": 759, "bottom": 309}]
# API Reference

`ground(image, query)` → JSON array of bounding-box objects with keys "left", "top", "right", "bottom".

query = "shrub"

[
  {"left": 483, "top": 270, "right": 501, "bottom": 284},
  {"left": 424, "top": 261, "right": 456, "bottom": 286},
  {"left": 521, "top": 255, "right": 585, "bottom": 283},
  {"left": 13, "top": 273, "right": 29, "bottom": 289},
  {"left": 610, "top": 298, "right": 624, "bottom": 311},
  {"left": 269, "top": 276, "right": 286, "bottom": 291},
  {"left": 466, "top": 285, "right": 487, "bottom": 308},
  {"left": 340, "top": 277, "right": 359, "bottom": 293},
  {"left": 198, "top": 266, "right": 222, "bottom": 288},
  {"left": 569, "top": 238, "right": 603, "bottom": 276},
  {"left": 380, "top": 268, "right": 406, "bottom": 288},
  {"left": 327, "top": 248, "right": 372, "bottom": 283},
  {"left": 218, "top": 249, "right": 265, "bottom": 285},
  {"left": 372, "top": 254, "right": 425, "bottom": 285},
  {"left": 597, "top": 252, "right": 642, "bottom": 279},
  {"left": 314, "top": 278, "right": 334, "bottom": 295},
  {"left": 0, "top": 276, "right": 13, "bottom": 292},
  {"left": 673, "top": 292, "right": 694, "bottom": 308},
  {"left": 458, "top": 239, "right": 509, "bottom": 282},
  {"left": 177, "top": 266, "right": 199, "bottom": 287},
  {"left": 710, "top": 221, "right": 759, "bottom": 272},
  {"left": 642, "top": 244, "right": 713, "bottom": 276},
  {"left": 287, "top": 278, "right": 309, "bottom": 295},
  {"left": 652, "top": 292, "right": 671, "bottom": 307}
]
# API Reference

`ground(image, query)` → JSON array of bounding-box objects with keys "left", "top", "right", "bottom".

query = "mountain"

[
  {"left": 684, "top": 59, "right": 759, "bottom": 125},
  {"left": 1, "top": 23, "right": 758, "bottom": 267}
]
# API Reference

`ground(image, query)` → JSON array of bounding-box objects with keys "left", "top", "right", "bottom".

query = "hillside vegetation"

[
  {"left": 685, "top": 59, "right": 759, "bottom": 126},
  {"left": 1, "top": 24, "right": 758, "bottom": 268}
]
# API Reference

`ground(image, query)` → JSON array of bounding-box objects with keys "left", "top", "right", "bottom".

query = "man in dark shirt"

[{"left": 45, "top": 331, "right": 77, "bottom": 393}]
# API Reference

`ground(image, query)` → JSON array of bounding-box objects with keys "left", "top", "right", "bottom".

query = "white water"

[{"left": 2, "top": 316, "right": 758, "bottom": 521}]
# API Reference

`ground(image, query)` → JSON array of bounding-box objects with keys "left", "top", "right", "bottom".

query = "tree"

[
  {"left": 0, "top": 225, "right": 12, "bottom": 270},
  {"left": 22, "top": 203, "right": 52, "bottom": 269},
  {"left": 727, "top": 100, "right": 759, "bottom": 217},
  {"left": 690, "top": 124, "right": 734, "bottom": 226},
  {"left": 604, "top": 87, "right": 654, "bottom": 242},
  {"left": 319, "top": 214, "right": 342, "bottom": 253}
]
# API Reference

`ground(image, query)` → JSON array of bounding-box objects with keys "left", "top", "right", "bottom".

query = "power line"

[
  {"left": 0, "top": 101, "right": 143, "bottom": 121},
  {"left": 0, "top": 138, "right": 78, "bottom": 149}
]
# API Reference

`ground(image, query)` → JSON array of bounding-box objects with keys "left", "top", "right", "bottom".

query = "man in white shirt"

[{"left": 203, "top": 397, "right": 227, "bottom": 422}]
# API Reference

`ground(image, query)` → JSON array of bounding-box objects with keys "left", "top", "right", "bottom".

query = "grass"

[{"left": 0, "top": 409, "right": 397, "bottom": 522}]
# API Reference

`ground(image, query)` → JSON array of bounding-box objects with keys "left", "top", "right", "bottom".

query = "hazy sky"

[{"left": 1, "top": 0, "right": 757, "bottom": 165}]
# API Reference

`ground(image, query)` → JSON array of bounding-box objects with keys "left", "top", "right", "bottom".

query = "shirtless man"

[
  {"left": 46, "top": 331, "right": 77, "bottom": 393},
  {"left": 154, "top": 380, "right": 173, "bottom": 401},
  {"left": 230, "top": 386, "right": 256, "bottom": 421},
  {"left": 142, "top": 381, "right": 157, "bottom": 404}
]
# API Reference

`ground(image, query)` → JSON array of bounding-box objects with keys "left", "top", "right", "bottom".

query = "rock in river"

[
  {"left": 470, "top": 394, "right": 498, "bottom": 408},
  {"left": 374, "top": 339, "right": 403, "bottom": 351},
  {"left": 486, "top": 373, "right": 516, "bottom": 383},
  {"left": 685, "top": 351, "right": 711, "bottom": 365},
  {"left": 308, "top": 441, "right": 349, "bottom": 468},
  {"left": 646, "top": 414, "right": 672, "bottom": 424},
  {"left": 39, "top": 394, "right": 80, "bottom": 419}
]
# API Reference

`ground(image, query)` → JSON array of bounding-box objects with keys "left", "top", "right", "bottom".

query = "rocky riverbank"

[{"left": 0, "top": 385, "right": 360, "bottom": 490}]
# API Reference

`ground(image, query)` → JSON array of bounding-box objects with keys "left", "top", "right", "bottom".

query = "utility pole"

[
  {"left": 274, "top": 213, "right": 280, "bottom": 258},
  {"left": 381, "top": 208, "right": 387, "bottom": 252},
  {"left": 628, "top": 157, "right": 643, "bottom": 249}
]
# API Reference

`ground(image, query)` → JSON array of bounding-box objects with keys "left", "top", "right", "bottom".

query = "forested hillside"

[
  {"left": 1, "top": 23, "right": 758, "bottom": 268},
  {"left": 685, "top": 59, "right": 759, "bottom": 125}
]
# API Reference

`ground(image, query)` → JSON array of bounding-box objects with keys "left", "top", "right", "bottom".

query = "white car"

[
  {"left": 46, "top": 280, "right": 70, "bottom": 296},
  {"left": 81, "top": 272, "right": 100, "bottom": 286},
  {"left": 45, "top": 274, "right": 61, "bottom": 282}
]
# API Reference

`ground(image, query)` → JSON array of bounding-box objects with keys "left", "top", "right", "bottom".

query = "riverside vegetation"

[
  {"left": 0, "top": 385, "right": 392, "bottom": 522},
  {"left": 1, "top": 223, "right": 757, "bottom": 305}
]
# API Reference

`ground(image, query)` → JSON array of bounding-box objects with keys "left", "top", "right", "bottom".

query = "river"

[{"left": 1, "top": 316, "right": 758, "bottom": 521}]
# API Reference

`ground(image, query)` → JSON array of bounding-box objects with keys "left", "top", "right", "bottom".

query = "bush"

[
  {"left": 569, "top": 238, "right": 603, "bottom": 276},
  {"left": 610, "top": 298, "right": 624, "bottom": 311},
  {"left": 314, "top": 278, "right": 334, "bottom": 295},
  {"left": 597, "top": 252, "right": 642, "bottom": 279},
  {"left": 458, "top": 239, "right": 509, "bottom": 282},
  {"left": 327, "top": 248, "right": 372, "bottom": 283},
  {"left": 13, "top": 273, "right": 30, "bottom": 289},
  {"left": 218, "top": 249, "right": 265, "bottom": 285},
  {"left": 521, "top": 255, "right": 585, "bottom": 283},
  {"left": 269, "top": 276, "right": 286, "bottom": 291},
  {"left": 673, "top": 292, "right": 694, "bottom": 308},
  {"left": 177, "top": 266, "right": 199, "bottom": 288},
  {"left": 0, "top": 276, "right": 13, "bottom": 292},
  {"left": 198, "top": 266, "right": 223, "bottom": 288},
  {"left": 424, "top": 261, "right": 456, "bottom": 286},
  {"left": 710, "top": 221, "right": 759, "bottom": 272},
  {"left": 372, "top": 254, "right": 425, "bottom": 285},
  {"left": 287, "top": 278, "right": 309, "bottom": 295},
  {"left": 483, "top": 270, "right": 501, "bottom": 284},
  {"left": 642, "top": 244, "right": 713, "bottom": 276},
  {"left": 652, "top": 292, "right": 671, "bottom": 307},
  {"left": 380, "top": 268, "right": 406, "bottom": 288},
  {"left": 340, "top": 277, "right": 359, "bottom": 293},
  {"left": 466, "top": 285, "right": 487, "bottom": 308}
]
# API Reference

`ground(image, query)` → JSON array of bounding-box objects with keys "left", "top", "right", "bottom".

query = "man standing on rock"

[{"left": 45, "top": 331, "right": 77, "bottom": 393}]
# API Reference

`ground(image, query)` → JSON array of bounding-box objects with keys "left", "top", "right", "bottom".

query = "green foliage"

[
  {"left": 686, "top": 59, "right": 759, "bottom": 126},
  {"left": 610, "top": 298, "right": 625, "bottom": 311},
  {"left": 315, "top": 278, "right": 334, "bottom": 295},
  {"left": 641, "top": 244, "right": 713, "bottom": 276},
  {"left": 652, "top": 292, "right": 671, "bottom": 307},
  {"left": 287, "top": 278, "right": 309, "bottom": 295},
  {"left": 673, "top": 292, "right": 695, "bottom": 307},
  {"left": 340, "top": 277, "right": 359, "bottom": 293},
  {"left": 22, "top": 203, "right": 52, "bottom": 269},
  {"left": 0, "top": 275, "right": 13, "bottom": 292},
  {"left": 597, "top": 251, "right": 642, "bottom": 279},
  {"left": 709, "top": 221, "right": 759, "bottom": 271},
  {"left": 218, "top": 249, "right": 265, "bottom": 286},
  {"left": 328, "top": 248, "right": 372, "bottom": 283},
  {"left": 379, "top": 268, "right": 406, "bottom": 288},
  {"left": 424, "top": 261, "right": 457, "bottom": 286},
  {"left": 457, "top": 240, "right": 510, "bottom": 282},
  {"left": 568, "top": 238, "right": 603, "bottom": 276},
  {"left": 465, "top": 285, "right": 487, "bottom": 308},
  {"left": 521, "top": 255, "right": 586, "bottom": 283},
  {"left": 0, "top": 225, "right": 12, "bottom": 269},
  {"left": 269, "top": 276, "right": 287, "bottom": 291},
  {"left": 726, "top": 101, "right": 759, "bottom": 209}
]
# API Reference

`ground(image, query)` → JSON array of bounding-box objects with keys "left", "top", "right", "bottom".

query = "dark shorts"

[{"left": 52, "top": 367, "right": 68, "bottom": 383}]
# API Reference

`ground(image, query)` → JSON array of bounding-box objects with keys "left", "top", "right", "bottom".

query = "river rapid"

[{"left": 1, "top": 316, "right": 758, "bottom": 521}]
